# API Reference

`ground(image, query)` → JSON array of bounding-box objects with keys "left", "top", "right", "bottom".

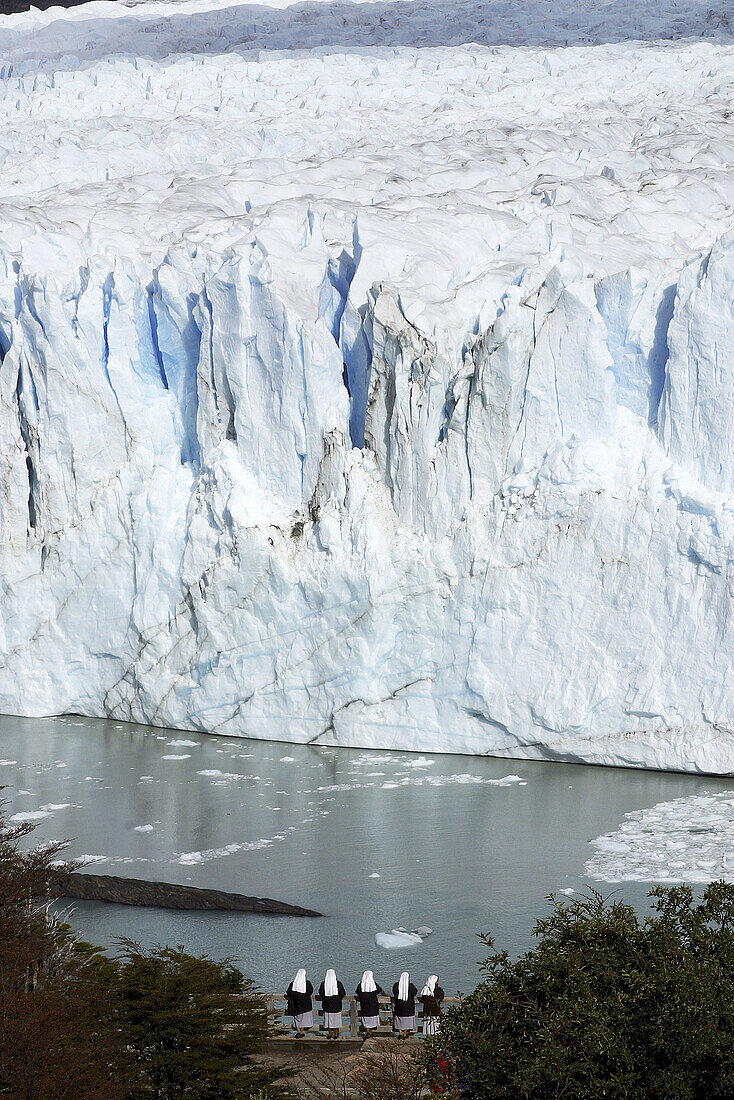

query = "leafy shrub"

[
  {"left": 112, "top": 940, "right": 291, "bottom": 1100},
  {"left": 426, "top": 884, "right": 734, "bottom": 1100}
]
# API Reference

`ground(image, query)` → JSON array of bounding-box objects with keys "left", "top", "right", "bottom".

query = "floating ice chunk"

[
  {"left": 175, "top": 828, "right": 298, "bottom": 863},
  {"left": 133, "top": 824, "right": 155, "bottom": 833},
  {"left": 161, "top": 754, "right": 191, "bottom": 760},
  {"left": 369, "top": 873, "right": 381, "bottom": 879},
  {"left": 280, "top": 756, "right": 296, "bottom": 763},
  {"left": 375, "top": 929, "right": 424, "bottom": 949},
  {"left": 0, "top": 760, "right": 17, "bottom": 766},
  {"left": 411, "top": 926, "right": 433, "bottom": 937},
  {"left": 196, "top": 769, "right": 245, "bottom": 780},
  {"left": 167, "top": 739, "right": 198, "bottom": 747},
  {"left": 10, "top": 810, "right": 51, "bottom": 822}
]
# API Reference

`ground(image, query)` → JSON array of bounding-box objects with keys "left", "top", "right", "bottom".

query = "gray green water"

[{"left": 1, "top": 714, "right": 731, "bottom": 995}]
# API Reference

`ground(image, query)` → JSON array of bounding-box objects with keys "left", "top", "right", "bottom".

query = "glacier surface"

[{"left": 1, "top": 0, "right": 734, "bottom": 770}]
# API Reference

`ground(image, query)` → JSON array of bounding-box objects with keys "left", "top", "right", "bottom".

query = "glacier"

[{"left": 1, "top": 0, "right": 734, "bottom": 771}]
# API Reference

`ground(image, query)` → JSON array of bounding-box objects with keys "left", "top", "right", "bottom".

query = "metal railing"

[{"left": 262, "top": 993, "right": 460, "bottom": 1040}]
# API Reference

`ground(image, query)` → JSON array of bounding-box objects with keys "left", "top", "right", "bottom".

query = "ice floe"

[
  {"left": 586, "top": 792, "right": 734, "bottom": 883},
  {"left": 375, "top": 929, "right": 424, "bottom": 949}
]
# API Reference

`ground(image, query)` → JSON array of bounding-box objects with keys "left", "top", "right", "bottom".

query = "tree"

[
  {"left": 427, "top": 884, "right": 734, "bottom": 1100},
  {"left": 0, "top": 799, "right": 123, "bottom": 1100},
  {"left": 112, "top": 941, "right": 292, "bottom": 1100},
  {"left": 0, "top": 798, "right": 288, "bottom": 1100}
]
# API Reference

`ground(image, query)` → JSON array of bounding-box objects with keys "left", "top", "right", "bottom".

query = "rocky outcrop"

[{"left": 56, "top": 873, "right": 323, "bottom": 916}]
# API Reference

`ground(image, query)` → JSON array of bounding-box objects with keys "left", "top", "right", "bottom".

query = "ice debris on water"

[{"left": 586, "top": 793, "right": 734, "bottom": 884}]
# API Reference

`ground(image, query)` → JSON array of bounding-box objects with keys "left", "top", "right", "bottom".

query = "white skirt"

[
  {"left": 323, "top": 1011, "right": 342, "bottom": 1029},
  {"left": 423, "top": 1016, "right": 440, "bottom": 1035},
  {"left": 293, "top": 1011, "right": 313, "bottom": 1029},
  {"left": 394, "top": 1015, "right": 414, "bottom": 1030},
  {"left": 361, "top": 1015, "right": 379, "bottom": 1030}
]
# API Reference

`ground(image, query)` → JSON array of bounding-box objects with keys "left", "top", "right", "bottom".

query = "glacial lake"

[{"left": 2, "top": 713, "right": 732, "bottom": 995}]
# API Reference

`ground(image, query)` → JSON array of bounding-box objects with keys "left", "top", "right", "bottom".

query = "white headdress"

[
  {"left": 324, "top": 969, "right": 338, "bottom": 997},
  {"left": 421, "top": 974, "right": 438, "bottom": 997},
  {"left": 361, "top": 970, "right": 376, "bottom": 992},
  {"left": 398, "top": 972, "right": 410, "bottom": 1001},
  {"left": 292, "top": 968, "right": 307, "bottom": 993}
]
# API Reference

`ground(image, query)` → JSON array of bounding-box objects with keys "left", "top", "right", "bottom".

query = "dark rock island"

[{"left": 56, "top": 872, "right": 322, "bottom": 917}]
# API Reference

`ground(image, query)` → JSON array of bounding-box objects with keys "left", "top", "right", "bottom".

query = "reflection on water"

[{"left": 1, "top": 713, "right": 732, "bottom": 994}]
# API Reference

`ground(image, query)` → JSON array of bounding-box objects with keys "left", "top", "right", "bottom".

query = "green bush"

[
  {"left": 112, "top": 941, "right": 291, "bottom": 1100},
  {"left": 426, "top": 883, "right": 734, "bottom": 1100}
]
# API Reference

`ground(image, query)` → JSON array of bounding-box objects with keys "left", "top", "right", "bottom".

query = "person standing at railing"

[
  {"left": 286, "top": 968, "right": 314, "bottom": 1038},
  {"left": 392, "top": 971, "right": 418, "bottom": 1039},
  {"left": 420, "top": 974, "right": 445, "bottom": 1035},
  {"left": 318, "top": 968, "right": 346, "bottom": 1040},
  {"left": 355, "top": 969, "right": 384, "bottom": 1035}
]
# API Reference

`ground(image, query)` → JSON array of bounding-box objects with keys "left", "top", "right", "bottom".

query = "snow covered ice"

[{"left": 1, "top": 0, "right": 734, "bottom": 770}]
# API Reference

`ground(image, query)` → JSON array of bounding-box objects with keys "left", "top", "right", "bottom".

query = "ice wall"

[
  {"left": 1, "top": 0, "right": 734, "bottom": 771},
  {"left": 1, "top": 229, "right": 734, "bottom": 773}
]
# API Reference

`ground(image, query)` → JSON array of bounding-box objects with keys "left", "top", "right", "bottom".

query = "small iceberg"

[{"left": 375, "top": 929, "right": 424, "bottom": 949}]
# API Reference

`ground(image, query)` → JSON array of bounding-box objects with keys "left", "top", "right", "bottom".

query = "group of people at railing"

[{"left": 285, "top": 968, "right": 445, "bottom": 1039}]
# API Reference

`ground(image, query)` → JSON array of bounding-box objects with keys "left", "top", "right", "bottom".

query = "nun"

[
  {"left": 419, "top": 974, "right": 445, "bottom": 1036},
  {"left": 392, "top": 971, "right": 418, "bottom": 1039},
  {"left": 285, "top": 968, "right": 313, "bottom": 1038},
  {"left": 318, "top": 968, "right": 346, "bottom": 1039},
  {"left": 355, "top": 970, "right": 384, "bottom": 1034}
]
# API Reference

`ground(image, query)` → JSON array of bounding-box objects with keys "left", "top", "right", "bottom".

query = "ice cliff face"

[{"left": 1, "top": 0, "right": 734, "bottom": 772}]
